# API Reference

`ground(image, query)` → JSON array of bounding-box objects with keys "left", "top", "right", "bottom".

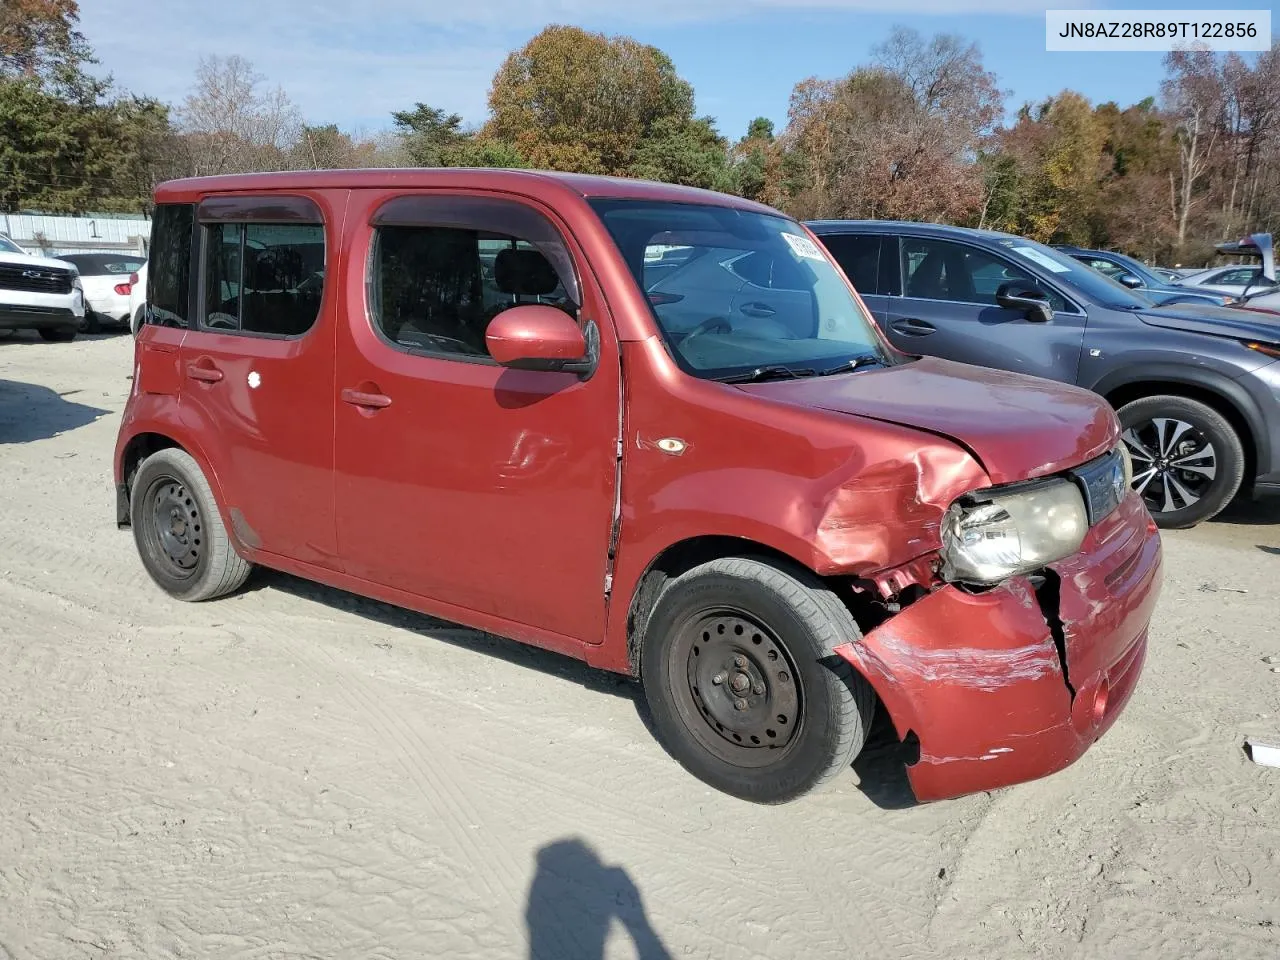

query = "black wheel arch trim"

[{"left": 1087, "top": 361, "right": 1273, "bottom": 479}]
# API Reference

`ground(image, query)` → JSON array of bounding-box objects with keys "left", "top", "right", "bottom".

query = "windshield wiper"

[
  {"left": 817, "top": 354, "right": 886, "bottom": 376},
  {"left": 718, "top": 364, "right": 819, "bottom": 383}
]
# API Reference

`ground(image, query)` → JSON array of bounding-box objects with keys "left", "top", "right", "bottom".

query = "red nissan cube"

[{"left": 114, "top": 169, "right": 1163, "bottom": 804}]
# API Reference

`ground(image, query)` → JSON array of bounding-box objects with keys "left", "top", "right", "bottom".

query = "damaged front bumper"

[{"left": 837, "top": 493, "right": 1162, "bottom": 803}]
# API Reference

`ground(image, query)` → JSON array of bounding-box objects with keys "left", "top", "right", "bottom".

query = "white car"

[
  {"left": 0, "top": 234, "right": 85, "bottom": 341},
  {"left": 129, "top": 261, "right": 148, "bottom": 336},
  {"left": 58, "top": 253, "right": 147, "bottom": 333}
]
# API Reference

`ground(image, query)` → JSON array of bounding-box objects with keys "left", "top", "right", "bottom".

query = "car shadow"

[
  {"left": 254, "top": 571, "right": 921, "bottom": 806},
  {"left": 1259, "top": 544, "right": 1280, "bottom": 555},
  {"left": 255, "top": 569, "right": 639, "bottom": 702},
  {"left": 1213, "top": 498, "right": 1280, "bottom": 526},
  {"left": 525, "top": 838, "right": 672, "bottom": 960},
  {"left": 851, "top": 704, "right": 919, "bottom": 810},
  {"left": 0, "top": 379, "right": 109, "bottom": 443}
]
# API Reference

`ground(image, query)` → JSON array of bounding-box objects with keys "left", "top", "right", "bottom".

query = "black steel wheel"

[
  {"left": 673, "top": 610, "right": 804, "bottom": 767},
  {"left": 129, "top": 447, "right": 252, "bottom": 601},
  {"left": 1118, "top": 394, "right": 1245, "bottom": 529},
  {"left": 641, "top": 557, "right": 875, "bottom": 804}
]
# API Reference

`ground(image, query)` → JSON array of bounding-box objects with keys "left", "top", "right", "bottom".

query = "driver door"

[
  {"left": 333, "top": 190, "right": 621, "bottom": 644},
  {"left": 882, "top": 235, "right": 1087, "bottom": 384}
]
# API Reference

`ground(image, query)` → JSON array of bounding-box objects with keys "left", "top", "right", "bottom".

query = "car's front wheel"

[
  {"left": 1118, "top": 394, "right": 1246, "bottom": 528},
  {"left": 130, "top": 447, "right": 253, "bottom": 601},
  {"left": 640, "top": 557, "right": 875, "bottom": 804},
  {"left": 37, "top": 326, "right": 77, "bottom": 342}
]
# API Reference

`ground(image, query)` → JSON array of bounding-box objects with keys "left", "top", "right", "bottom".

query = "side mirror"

[
  {"left": 1117, "top": 273, "right": 1144, "bottom": 289},
  {"left": 995, "top": 282, "right": 1054, "bottom": 323},
  {"left": 486, "top": 304, "right": 597, "bottom": 377}
]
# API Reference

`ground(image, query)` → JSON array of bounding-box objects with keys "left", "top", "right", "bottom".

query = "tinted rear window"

[
  {"left": 61, "top": 253, "right": 146, "bottom": 276},
  {"left": 148, "top": 203, "right": 195, "bottom": 326}
]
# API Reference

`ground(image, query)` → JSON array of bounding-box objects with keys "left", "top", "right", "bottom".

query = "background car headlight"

[{"left": 941, "top": 478, "right": 1089, "bottom": 585}]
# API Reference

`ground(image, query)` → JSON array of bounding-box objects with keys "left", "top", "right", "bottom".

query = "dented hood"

[{"left": 737, "top": 357, "right": 1119, "bottom": 485}]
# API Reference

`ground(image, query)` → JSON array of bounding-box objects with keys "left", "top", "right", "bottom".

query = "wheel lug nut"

[
  {"left": 752, "top": 683, "right": 764, "bottom": 695},
  {"left": 712, "top": 673, "right": 726, "bottom": 685},
  {"left": 734, "top": 655, "right": 747, "bottom": 668},
  {"left": 734, "top": 698, "right": 748, "bottom": 711}
]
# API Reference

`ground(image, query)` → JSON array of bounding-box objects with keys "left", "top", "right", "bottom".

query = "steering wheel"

[{"left": 682, "top": 316, "right": 732, "bottom": 341}]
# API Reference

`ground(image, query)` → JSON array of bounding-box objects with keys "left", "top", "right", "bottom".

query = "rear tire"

[
  {"left": 640, "top": 556, "right": 875, "bottom": 804},
  {"left": 80, "top": 311, "right": 101, "bottom": 334},
  {"left": 38, "top": 326, "right": 77, "bottom": 342},
  {"left": 1117, "top": 394, "right": 1245, "bottom": 529},
  {"left": 130, "top": 447, "right": 252, "bottom": 601}
]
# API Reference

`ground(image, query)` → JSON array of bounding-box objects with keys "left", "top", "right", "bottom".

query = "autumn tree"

[
  {"left": 0, "top": 0, "right": 90, "bottom": 89},
  {"left": 782, "top": 28, "right": 1004, "bottom": 222},
  {"left": 483, "top": 25, "right": 731, "bottom": 186}
]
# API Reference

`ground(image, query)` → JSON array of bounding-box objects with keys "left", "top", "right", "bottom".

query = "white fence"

[{"left": 1, "top": 213, "right": 151, "bottom": 258}]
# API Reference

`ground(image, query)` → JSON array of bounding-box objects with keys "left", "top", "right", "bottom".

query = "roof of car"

[
  {"left": 804, "top": 219, "right": 1025, "bottom": 243},
  {"left": 154, "top": 168, "right": 781, "bottom": 216}
]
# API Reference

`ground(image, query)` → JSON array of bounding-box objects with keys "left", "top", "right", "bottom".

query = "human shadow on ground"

[
  {"left": 525, "top": 838, "right": 672, "bottom": 960},
  {"left": 0, "top": 378, "right": 108, "bottom": 444}
]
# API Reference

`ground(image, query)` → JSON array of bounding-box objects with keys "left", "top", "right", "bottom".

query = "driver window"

[
  {"left": 369, "top": 225, "right": 577, "bottom": 361},
  {"left": 902, "top": 237, "right": 1067, "bottom": 312},
  {"left": 200, "top": 221, "right": 326, "bottom": 336}
]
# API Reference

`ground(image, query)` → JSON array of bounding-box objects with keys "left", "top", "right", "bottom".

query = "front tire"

[
  {"left": 1117, "top": 394, "right": 1245, "bottom": 529},
  {"left": 640, "top": 557, "right": 875, "bottom": 804},
  {"left": 130, "top": 448, "right": 252, "bottom": 601},
  {"left": 38, "top": 326, "right": 77, "bottom": 342}
]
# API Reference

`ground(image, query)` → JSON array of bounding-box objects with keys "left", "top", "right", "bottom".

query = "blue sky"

[{"left": 81, "top": 1, "right": 1276, "bottom": 140}]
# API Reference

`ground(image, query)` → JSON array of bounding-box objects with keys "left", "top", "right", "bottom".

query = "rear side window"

[
  {"left": 197, "top": 195, "right": 326, "bottom": 338},
  {"left": 819, "top": 234, "right": 884, "bottom": 295},
  {"left": 368, "top": 195, "right": 580, "bottom": 362},
  {"left": 146, "top": 203, "right": 195, "bottom": 327}
]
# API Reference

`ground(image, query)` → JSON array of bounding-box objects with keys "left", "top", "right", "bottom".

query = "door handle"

[
  {"left": 341, "top": 387, "right": 392, "bottom": 410},
  {"left": 186, "top": 361, "right": 223, "bottom": 382},
  {"left": 891, "top": 318, "right": 937, "bottom": 336},
  {"left": 740, "top": 301, "right": 777, "bottom": 318}
]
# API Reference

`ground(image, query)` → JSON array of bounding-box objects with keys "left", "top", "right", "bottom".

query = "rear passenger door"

[
  {"left": 816, "top": 232, "right": 895, "bottom": 325},
  {"left": 882, "top": 235, "right": 1087, "bottom": 384},
  {"left": 178, "top": 193, "right": 342, "bottom": 567}
]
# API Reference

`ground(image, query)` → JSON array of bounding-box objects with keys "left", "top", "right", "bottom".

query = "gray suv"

[{"left": 808, "top": 220, "right": 1280, "bottom": 528}]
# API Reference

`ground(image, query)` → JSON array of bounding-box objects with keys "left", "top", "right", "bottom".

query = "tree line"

[{"left": 3, "top": 2, "right": 1277, "bottom": 264}]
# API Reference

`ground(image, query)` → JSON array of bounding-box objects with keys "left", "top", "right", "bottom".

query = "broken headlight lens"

[{"left": 941, "top": 478, "right": 1089, "bottom": 585}]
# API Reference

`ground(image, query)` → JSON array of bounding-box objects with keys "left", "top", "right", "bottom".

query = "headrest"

[{"left": 494, "top": 248, "right": 559, "bottom": 296}]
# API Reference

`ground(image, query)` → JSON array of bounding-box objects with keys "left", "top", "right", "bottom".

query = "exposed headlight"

[{"left": 941, "top": 478, "right": 1089, "bottom": 586}]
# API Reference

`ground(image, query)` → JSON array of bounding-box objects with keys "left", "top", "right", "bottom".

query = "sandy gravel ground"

[{"left": 1, "top": 330, "right": 1278, "bottom": 960}]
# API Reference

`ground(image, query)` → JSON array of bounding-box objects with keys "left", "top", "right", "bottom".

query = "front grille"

[{"left": 0, "top": 263, "right": 75, "bottom": 294}]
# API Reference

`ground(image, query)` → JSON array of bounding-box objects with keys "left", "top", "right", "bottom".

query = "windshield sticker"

[
  {"left": 1011, "top": 246, "right": 1072, "bottom": 273},
  {"left": 782, "top": 232, "right": 826, "bottom": 261}
]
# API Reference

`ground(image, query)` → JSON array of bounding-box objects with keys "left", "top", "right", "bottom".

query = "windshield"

[
  {"left": 996, "top": 237, "right": 1151, "bottom": 309},
  {"left": 0, "top": 236, "right": 22, "bottom": 254},
  {"left": 588, "top": 199, "right": 892, "bottom": 380}
]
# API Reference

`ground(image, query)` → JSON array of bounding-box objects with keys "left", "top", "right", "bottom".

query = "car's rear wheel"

[
  {"left": 1117, "top": 394, "right": 1245, "bottom": 528},
  {"left": 640, "top": 557, "right": 875, "bottom": 804},
  {"left": 80, "top": 311, "right": 101, "bottom": 334},
  {"left": 38, "top": 326, "right": 77, "bottom": 342},
  {"left": 130, "top": 447, "right": 252, "bottom": 601}
]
